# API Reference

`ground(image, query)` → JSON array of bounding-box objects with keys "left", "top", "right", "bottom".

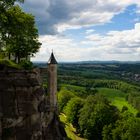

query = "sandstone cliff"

[{"left": 0, "top": 65, "right": 66, "bottom": 140}]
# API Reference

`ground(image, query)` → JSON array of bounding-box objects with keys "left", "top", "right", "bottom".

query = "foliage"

[
  {"left": 58, "top": 87, "right": 75, "bottom": 112},
  {"left": 102, "top": 124, "right": 114, "bottom": 140},
  {"left": 102, "top": 111, "right": 140, "bottom": 140},
  {"left": 58, "top": 84, "right": 139, "bottom": 140},
  {"left": 0, "top": 1, "right": 41, "bottom": 63},
  {"left": 64, "top": 97, "right": 84, "bottom": 131},
  {"left": 4, "top": 6, "right": 41, "bottom": 63},
  {"left": 136, "top": 111, "right": 140, "bottom": 117},
  {"left": 19, "top": 60, "right": 34, "bottom": 70},
  {"left": 0, "top": 0, "right": 24, "bottom": 45},
  {"left": 61, "top": 84, "right": 87, "bottom": 98},
  {"left": 58, "top": 63, "right": 140, "bottom": 86},
  {"left": 127, "top": 92, "right": 140, "bottom": 112},
  {"left": 97, "top": 88, "right": 138, "bottom": 114},
  {"left": 79, "top": 95, "right": 119, "bottom": 140},
  {"left": 121, "top": 106, "right": 128, "bottom": 112},
  {"left": 85, "top": 84, "right": 98, "bottom": 96}
]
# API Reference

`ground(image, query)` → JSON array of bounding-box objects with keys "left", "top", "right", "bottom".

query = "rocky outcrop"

[{"left": 0, "top": 65, "right": 66, "bottom": 140}]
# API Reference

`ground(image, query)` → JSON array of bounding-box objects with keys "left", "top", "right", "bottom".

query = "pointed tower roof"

[{"left": 48, "top": 52, "right": 57, "bottom": 64}]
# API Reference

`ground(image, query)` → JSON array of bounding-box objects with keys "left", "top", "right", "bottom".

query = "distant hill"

[
  {"left": 33, "top": 60, "right": 140, "bottom": 65},
  {"left": 59, "top": 60, "right": 140, "bottom": 64}
]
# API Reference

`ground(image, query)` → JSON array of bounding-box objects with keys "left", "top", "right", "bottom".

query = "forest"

[{"left": 40, "top": 62, "right": 140, "bottom": 140}]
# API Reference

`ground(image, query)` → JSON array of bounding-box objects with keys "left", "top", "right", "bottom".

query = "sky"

[{"left": 21, "top": 0, "right": 140, "bottom": 62}]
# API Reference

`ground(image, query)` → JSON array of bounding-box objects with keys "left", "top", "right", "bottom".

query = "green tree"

[
  {"left": 64, "top": 97, "right": 84, "bottom": 131},
  {"left": 103, "top": 111, "right": 140, "bottom": 140},
  {"left": 58, "top": 88, "right": 75, "bottom": 112},
  {"left": 3, "top": 6, "right": 41, "bottom": 63},
  {"left": 79, "top": 95, "right": 119, "bottom": 140},
  {"left": 102, "top": 124, "right": 114, "bottom": 140},
  {"left": 0, "top": 0, "right": 24, "bottom": 41},
  {"left": 0, "top": 1, "right": 41, "bottom": 63},
  {"left": 113, "top": 111, "right": 140, "bottom": 140}
]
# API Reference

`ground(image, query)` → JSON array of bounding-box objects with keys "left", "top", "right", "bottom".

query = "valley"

[{"left": 39, "top": 62, "right": 140, "bottom": 140}]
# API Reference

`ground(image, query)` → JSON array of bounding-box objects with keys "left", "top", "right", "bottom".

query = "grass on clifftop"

[
  {"left": 0, "top": 59, "right": 21, "bottom": 69},
  {"left": 0, "top": 59, "right": 34, "bottom": 70}
]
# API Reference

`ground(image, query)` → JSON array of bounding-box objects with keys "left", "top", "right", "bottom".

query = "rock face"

[{"left": 0, "top": 65, "right": 66, "bottom": 140}]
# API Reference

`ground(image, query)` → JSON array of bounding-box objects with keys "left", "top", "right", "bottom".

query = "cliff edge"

[{"left": 0, "top": 65, "right": 66, "bottom": 140}]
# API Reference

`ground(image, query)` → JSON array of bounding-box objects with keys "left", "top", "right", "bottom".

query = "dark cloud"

[
  {"left": 21, "top": 0, "right": 139, "bottom": 35},
  {"left": 22, "top": 0, "right": 79, "bottom": 34}
]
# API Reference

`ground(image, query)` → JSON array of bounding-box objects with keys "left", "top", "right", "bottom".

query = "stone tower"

[{"left": 47, "top": 52, "right": 57, "bottom": 110}]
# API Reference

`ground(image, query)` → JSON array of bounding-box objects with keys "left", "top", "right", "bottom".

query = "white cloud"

[
  {"left": 86, "top": 23, "right": 140, "bottom": 50},
  {"left": 22, "top": 0, "right": 140, "bottom": 34},
  {"left": 85, "top": 23, "right": 140, "bottom": 58},
  {"left": 86, "top": 29, "right": 95, "bottom": 34},
  {"left": 32, "top": 35, "right": 82, "bottom": 61},
  {"left": 32, "top": 23, "right": 140, "bottom": 62},
  {"left": 21, "top": 0, "right": 140, "bottom": 61},
  {"left": 31, "top": 35, "right": 105, "bottom": 62}
]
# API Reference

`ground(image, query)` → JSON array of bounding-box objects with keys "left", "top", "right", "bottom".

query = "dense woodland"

[{"left": 39, "top": 62, "right": 140, "bottom": 140}]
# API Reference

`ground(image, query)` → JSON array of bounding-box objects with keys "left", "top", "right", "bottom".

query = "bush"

[{"left": 19, "top": 60, "right": 33, "bottom": 70}]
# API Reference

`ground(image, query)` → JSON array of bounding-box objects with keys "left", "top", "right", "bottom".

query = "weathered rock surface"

[{"left": 0, "top": 66, "right": 66, "bottom": 140}]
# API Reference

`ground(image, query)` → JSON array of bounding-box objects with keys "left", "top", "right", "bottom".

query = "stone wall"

[{"left": 0, "top": 65, "right": 66, "bottom": 140}]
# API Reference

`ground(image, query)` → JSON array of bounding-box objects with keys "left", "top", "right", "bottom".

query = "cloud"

[
  {"left": 22, "top": 0, "right": 140, "bottom": 35},
  {"left": 21, "top": 0, "right": 140, "bottom": 61},
  {"left": 85, "top": 23, "right": 140, "bottom": 57},
  {"left": 32, "top": 35, "right": 87, "bottom": 62},
  {"left": 86, "top": 29, "right": 95, "bottom": 34},
  {"left": 86, "top": 23, "right": 140, "bottom": 49},
  {"left": 31, "top": 23, "right": 140, "bottom": 62},
  {"left": 31, "top": 34, "right": 105, "bottom": 62}
]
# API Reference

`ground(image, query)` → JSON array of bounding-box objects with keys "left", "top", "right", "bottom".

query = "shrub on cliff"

[{"left": 19, "top": 60, "right": 34, "bottom": 70}]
